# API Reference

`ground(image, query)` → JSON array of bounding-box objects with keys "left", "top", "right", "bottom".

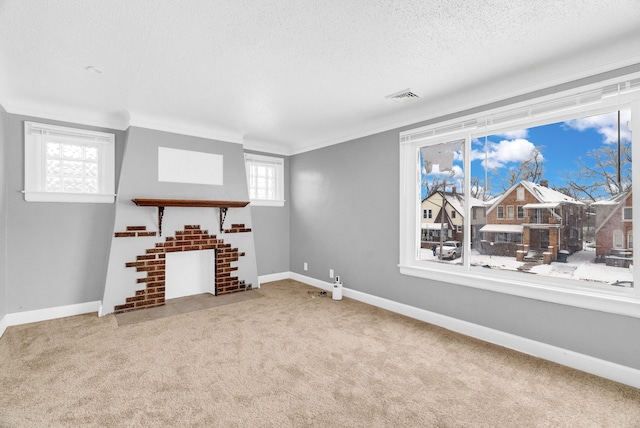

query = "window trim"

[
  {"left": 399, "top": 73, "right": 640, "bottom": 318},
  {"left": 244, "top": 153, "right": 285, "bottom": 207},
  {"left": 24, "top": 121, "right": 115, "bottom": 203}
]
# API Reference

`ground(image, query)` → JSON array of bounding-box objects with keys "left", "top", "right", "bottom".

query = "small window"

[
  {"left": 507, "top": 205, "right": 514, "bottom": 219},
  {"left": 24, "top": 121, "right": 115, "bottom": 203},
  {"left": 623, "top": 207, "right": 632, "bottom": 221},
  {"left": 517, "top": 187, "right": 525, "bottom": 201},
  {"left": 497, "top": 206, "right": 504, "bottom": 219},
  {"left": 245, "top": 153, "right": 285, "bottom": 207},
  {"left": 428, "top": 209, "right": 433, "bottom": 219},
  {"left": 517, "top": 205, "right": 524, "bottom": 219},
  {"left": 613, "top": 231, "right": 624, "bottom": 249},
  {"left": 451, "top": 210, "right": 456, "bottom": 219}
]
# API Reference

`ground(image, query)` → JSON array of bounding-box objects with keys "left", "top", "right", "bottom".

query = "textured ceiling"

[{"left": 1, "top": 0, "right": 640, "bottom": 154}]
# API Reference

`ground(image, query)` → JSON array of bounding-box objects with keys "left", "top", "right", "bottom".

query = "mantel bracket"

[
  {"left": 219, "top": 207, "right": 229, "bottom": 232},
  {"left": 157, "top": 206, "right": 165, "bottom": 236}
]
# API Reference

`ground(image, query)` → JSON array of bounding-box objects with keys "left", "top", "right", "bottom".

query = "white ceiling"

[{"left": 1, "top": 1, "right": 640, "bottom": 155}]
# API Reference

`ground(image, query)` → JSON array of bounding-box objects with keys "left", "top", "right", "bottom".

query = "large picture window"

[{"left": 400, "top": 74, "right": 640, "bottom": 317}]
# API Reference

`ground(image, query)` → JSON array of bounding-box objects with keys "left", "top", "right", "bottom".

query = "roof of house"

[
  {"left": 422, "top": 192, "right": 485, "bottom": 216},
  {"left": 592, "top": 187, "right": 632, "bottom": 206},
  {"left": 487, "top": 181, "right": 584, "bottom": 214}
]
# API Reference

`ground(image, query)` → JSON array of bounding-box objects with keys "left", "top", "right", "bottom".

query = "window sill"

[
  {"left": 398, "top": 263, "right": 640, "bottom": 318},
  {"left": 23, "top": 191, "right": 115, "bottom": 203},
  {"left": 249, "top": 199, "right": 285, "bottom": 207}
]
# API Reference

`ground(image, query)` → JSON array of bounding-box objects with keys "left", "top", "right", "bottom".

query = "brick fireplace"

[
  {"left": 113, "top": 224, "right": 251, "bottom": 314},
  {"left": 100, "top": 133, "right": 259, "bottom": 317}
]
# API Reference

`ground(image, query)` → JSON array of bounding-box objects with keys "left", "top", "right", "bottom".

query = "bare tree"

[
  {"left": 500, "top": 146, "right": 545, "bottom": 190},
  {"left": 470, "top": 176, "right": 483, "bottom": 200},
  {"left": 560, "top": 138, "right": 631, "bottom": 201},
  {"left": 422, "top": 170, "right": 457, "bottom": 199}
]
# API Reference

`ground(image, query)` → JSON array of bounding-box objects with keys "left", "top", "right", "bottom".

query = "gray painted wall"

[
  {"left": 289, "top": 107, "right": 640, "bottom": 371},
  {"left": 244, "top": 150, "right": 290, "bottom": 277},
  {"left": 0, "top": 107, "right": 7, "bottom": 321},
  {"left": 5, "top": 113, "right": 125, "bottom": 313}
]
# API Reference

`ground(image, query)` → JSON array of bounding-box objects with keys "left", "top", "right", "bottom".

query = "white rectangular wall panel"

[{"left": 158, "top": 147, "right": 223, "bottom": 185}]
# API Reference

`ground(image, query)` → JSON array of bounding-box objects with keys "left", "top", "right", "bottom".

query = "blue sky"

[{"left": 422, "top": 109, "right": 632, "bottom": 201}]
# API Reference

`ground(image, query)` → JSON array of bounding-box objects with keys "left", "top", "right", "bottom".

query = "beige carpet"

[{"left": 1, "top": 279, "right": 639, "bottom": 427}]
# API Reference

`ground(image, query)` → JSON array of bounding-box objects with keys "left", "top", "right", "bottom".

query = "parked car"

[{"left": 438, "top": 241, "right": 462, "bottom": 259}]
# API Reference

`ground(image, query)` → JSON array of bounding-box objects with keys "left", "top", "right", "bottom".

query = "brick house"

[
  {"left": 593, "top": 189, "right": 632, "bottom": 266},
  {"left": 481, "top": 180, "right": 585, "bottom": 261}
]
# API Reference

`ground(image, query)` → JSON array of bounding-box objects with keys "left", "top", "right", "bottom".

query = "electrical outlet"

[
  {"left": 329, "top": 269, "right": 334, "bottom": 278},
  {"left": 304, "top": 262, "right": 308, "bottom": 271}
]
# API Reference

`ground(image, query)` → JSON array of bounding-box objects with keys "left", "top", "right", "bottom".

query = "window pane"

[
  {"left": 45, "top": 176, "right": 60, "bottom": 192},
  {"left": 85, "top": 146, "right": 98, "bottom": 161},
  {"left": 46, "top": 142, "right": 60, "bottom": 158},
  {"left": 419, "top": 139, "right": 465, "bottom": 264},
  {"left": 470, "top": 110, "right": 632, "bottom": 287},
  {"left": 46, "top": 159, "right": 60, "bottom": 176},
  {"left": 44, "top": 141, "right": 101, "bottom": 194},
  {"left": 249, "top": 163, "right": 277, "bottom": 200},
  {"left": 62, "top": 177, "right": 84, "bottom": 192},
  {"left": 62, "top": 144, "right": 84, "bottom": 160}
]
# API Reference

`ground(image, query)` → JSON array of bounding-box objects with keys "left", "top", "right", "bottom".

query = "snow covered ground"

[{"left": 419, "top": 246, "right": 633, "bottom": 287}]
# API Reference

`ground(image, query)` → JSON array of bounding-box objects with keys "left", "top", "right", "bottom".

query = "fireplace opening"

[{"left": 165, "top": 249, "right": 216, "bottom": 299}]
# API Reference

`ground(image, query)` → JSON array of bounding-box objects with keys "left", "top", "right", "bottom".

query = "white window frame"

[
  {"left": 399, "top": 73, "right": 640, "bottom": 318},
  {"left": 24, "top": 121, "right": 115, "bottom": 203},
  {"left": 623, "top": 206, "right": 632, "bottom": 221},
  {"left": 244, "top": 153, "right": 285, "bottom": 207}
]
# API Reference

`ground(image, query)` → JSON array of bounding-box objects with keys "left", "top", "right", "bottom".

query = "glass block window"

[
  {"left": 24, "top": 121, "right": 115, "bottom": 203},
  {"left": 45, "top": 141, "right": 100, "bottom": 193}
]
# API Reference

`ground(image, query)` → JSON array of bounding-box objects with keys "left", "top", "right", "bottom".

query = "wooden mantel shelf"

[
  {"left": 132, "top": 198, "right": 249, "bottom": 208},
  {"left": 132, "top": 198, "right": 250, "bottom": 235}
]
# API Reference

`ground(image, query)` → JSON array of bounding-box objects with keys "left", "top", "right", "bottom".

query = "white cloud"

[
  {"left": 470, "top": 138, "right": 542, "bottom": 170},
  {"left": 564, "top": 110, "right": 631, "bottom": 144},
  {"left": 497, "top": 129, "right": 528, "bottom": 139}
]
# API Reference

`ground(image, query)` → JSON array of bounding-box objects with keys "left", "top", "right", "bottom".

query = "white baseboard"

[
  {"left": 1, "top": 301, "right": 101, "bottom": 337},
  {"left": 258, "top": 272, "right": 291, "bottom": 285},
  {"left": 0, "top": 314, "right": 8, "bottom": 339},
  {"left": 287, "top": 271, "right": 640, "bottom": 390}
]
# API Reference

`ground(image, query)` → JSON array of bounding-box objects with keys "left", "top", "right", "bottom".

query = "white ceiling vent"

[{"left": 386, "top": 89, "right": 420, "bottom": 103}]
